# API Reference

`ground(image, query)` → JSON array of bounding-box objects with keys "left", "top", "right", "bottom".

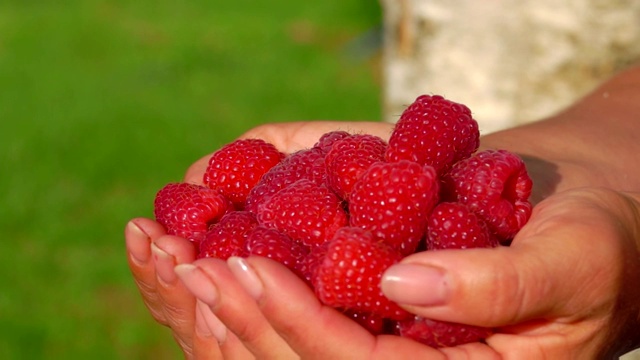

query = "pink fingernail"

[
  {"left": 381, "top": 263, "right": 450, "bottom": 306},
  {"left": 151, "top": 243, "right": 177, "bottom": 285},
  {"left": 126, "top": 221, "right": 151, "bottom": 265},
  {"left": 227, "top": 257, "right": 263, "bottom": 300},
  {"left": 196, "top": 300, "right": 227, "bottom": 344},
  {"left": 174, "top": 264, "right": 219, "bottom": 306}
]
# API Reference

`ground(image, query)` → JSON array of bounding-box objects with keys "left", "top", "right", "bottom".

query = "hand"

[
  {"left": 125, "top": 219, "right": 228, "bottom": 359},
  {"left": 125, "top": 121, "right": 395, "bottom": 358},
  {"left": 183, "top": 121, "right": 394, "bottom": 183},
  {"left": 381, "top": 187, "right": 640, "bottom": 358},
  {"left": 175, "top": 187, "right": 640, "bottom": 359}
]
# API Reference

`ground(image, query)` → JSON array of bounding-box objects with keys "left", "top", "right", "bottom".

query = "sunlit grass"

[{"left": 0, "top": 0, "right": 381, "bottom": 358}]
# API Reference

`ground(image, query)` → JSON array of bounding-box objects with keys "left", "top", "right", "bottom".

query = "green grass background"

[{"left": 0, "top": 1, "right": 382, "bottom": 358}]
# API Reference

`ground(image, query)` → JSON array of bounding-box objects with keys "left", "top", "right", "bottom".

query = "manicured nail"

[
  {"left": 174, "top": 264, "right": 219, "bottom": 305},
  {"left": 126, "top": 221, "right": 151, "bottom": 265},
  {"left": 195, "top": 300, "right": 227, "bottom": 344},
  {"left": 227, "top": 257, "right": 263, "bottom": 300},
  {"left": 381, "top": 263, "right": 450, "bottom": 306},
  {"left": 151, "top": 243, "right": 177, "bottom": 285}
]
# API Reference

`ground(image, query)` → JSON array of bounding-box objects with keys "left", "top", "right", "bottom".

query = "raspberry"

[
  {"left": 245, "top": 226, "right": 309, "bottom": 273},
  {"left": 198, "top": 211, "right": 258, "bottom": 260},
  {"left": 427, "top": 202, "right": 498, "bottom": 250},
  {"left": 153, "top": 182, "right": 230, "bottom": 244},
  {"left": 349, "top": 160, "right": 440, "bottom": 255},
  {"left": 442, "top": 149, "right": 533, "bottom": 240},
  {"left": 395, "top": 316, "right": 493, "bottom": 348},
  {"left": 245, "top": 147, "right": 327, "bottom": 214},
  {"left": 313, "top": 130, "right": 352, "bottom": 153},
  {"left": 256, "top": 179, "right": 348, "bottom": 248},
  {"left": 203, "top": 139, "right": 285, "bottom": 208},
  {"left": 314, "top": 227, "right": 410, "bottom": 320},
  {"left": 385, "top": 94, "right": 479, "bottom": 174},
  {"left": 325, "top": 134, "right": 388, "bottom": 200},
  {"left": 296, "top": 241, "right": 329, "bottom": 287},
  {"left": 151, "top": 93, "right": 535, "bottom": 342}
]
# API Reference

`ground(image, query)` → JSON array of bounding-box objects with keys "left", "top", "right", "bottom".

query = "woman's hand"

[
  {"left": 173, "top": 187, "right": 640, "bottom": 359},
  {"left": 183, "top": 121, "right": 394, "bottom": 184},
  {"left": 124, "top": 121, "right": 395, "bottom": 358},
  {"left": 382, "top": 187, "right": 640, "bottom": 358}
]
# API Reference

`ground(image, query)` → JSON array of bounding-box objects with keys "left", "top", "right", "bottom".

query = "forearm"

[{"left": 481, "top": 64, "right": 640, "bottom": 202}]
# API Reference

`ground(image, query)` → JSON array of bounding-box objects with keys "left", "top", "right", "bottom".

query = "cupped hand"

[
  {"left": 126, "top": 120, "right": 640, "bottom": 358},
  {"left": 380, "top": 187, "right": 640, "bottom": 358},
  {"left": 175, "top": 187, "right": 640, "bottom": 359},
  {"left": 125, "top": 121, "right": 394, "bottom": 358},
  {"left": 183, "top": 121, "right": 394, "bottom": 183}
]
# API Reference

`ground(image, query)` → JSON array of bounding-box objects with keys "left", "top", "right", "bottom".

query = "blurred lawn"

[{"left": 0, "top": 0, "right": 382, "bottom": 358}]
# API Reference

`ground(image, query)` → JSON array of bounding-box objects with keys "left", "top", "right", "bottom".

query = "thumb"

[
  {"left": 381, "top": 244, "right": 560, "bottom": 327},
  {"left": 381, "top": 191, "right": 627, "bottom": 328}
]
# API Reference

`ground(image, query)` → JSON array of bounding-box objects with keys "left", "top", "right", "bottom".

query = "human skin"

[{"left": 125, "top": 65, "right": 640, "bottom": 359}]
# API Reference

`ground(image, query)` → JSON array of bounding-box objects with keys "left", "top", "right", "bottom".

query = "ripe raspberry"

[
  {"left": 349, "top": 160, "right": 439, "bottom": 255},
  {"left": 198, "top": 211, "right": 258, "bottom": 260},
  {"left": 442, "top": 149, "right": 533, "bottom": 240},
  {"left": 296, "top": 241, "right": 329, "bottom": 287},
  {"left": 245, "top": 147, "right": 327, "bottom": 214},
  {"left": 314, "top": 227, "right": 410, "bottom": 320},
  {"left": 395, "top": 316, "right": 492, "bottom": 348},
  {"left": 385, "top": 95, "right": 479, "bottom": 174},
  {"left": 325, "top": 134, "right": 388, "bottom": 200},
  {"left": 313, "top": 130, "right": 352, "bottom": 153},
  {"left": 256, "top": 179, "right": 348, "bottom": 248},
  {"left": 245, "top": 226, "right": 309, "bottom": 273},
  {"left": 203, "top": 139, "right": 285, "bottom": 208},
  {"left": 427, "top": 202, "right": 498, "bottom": 250},
  {"left": 154, "top": 182, "right": 230, "bottom": 244}
]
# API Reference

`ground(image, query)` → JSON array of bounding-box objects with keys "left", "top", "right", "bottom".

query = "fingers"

[
  {"left": 385, "top": 191, "right": 624, "bottom": 327},
  {"left": 125, "top": 218, "right": 168, "bottom": 324},
  {"left": 176, "top": 258, "right": 297, "bottom": 359},
  {"left": 377, "top": 189, "right": 635, "bottom": 360},
  {"left": 125, "top": 218, "right": 210, "bottom": 358},
  {"left": 150, "top": 235, "right": 199, "bottom": 355},
  {"left": 223, "top": 256, "right": 496, "bottom": 360}
]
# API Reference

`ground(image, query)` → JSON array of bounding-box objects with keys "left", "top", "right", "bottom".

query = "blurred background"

[{"left": 0, "top": 0, "right": 382, "bottom": 358}]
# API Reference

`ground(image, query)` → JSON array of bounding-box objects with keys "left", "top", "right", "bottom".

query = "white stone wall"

[{"left": 380, "top": 0, "right": 640, "bottom": 134}]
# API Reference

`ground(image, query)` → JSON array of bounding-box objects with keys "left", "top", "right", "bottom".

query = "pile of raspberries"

[{"left": 153, "top": 94, "right": 533, "bottom": 348}]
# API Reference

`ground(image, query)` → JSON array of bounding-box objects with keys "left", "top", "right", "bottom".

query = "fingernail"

[
  {"left": 381, "top": 263, "right": 449, "bottom": 306},
  {"left": 227, "top": 257, "right": 263, "bottom": 300},
  {"left": 151, "top": 242, "right": 177, "bottom": 285},
  {"left": 174, "top": 264, "right": 219, "bottom": 305},
  {"left": 126, "top": 221, "right": 151, "bottom": 265},
  {"left": 196, "top": 300, "right": 227, "bottom": 344}
]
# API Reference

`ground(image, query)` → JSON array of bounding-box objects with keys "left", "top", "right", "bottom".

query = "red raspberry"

[
  {"left": 442, "top": 149, "right": 533, "bottom": 240},
  {"left": 385, "top": 95, "right": 479, "bottom": 174},
  {"left": 154, "top": 182, "right": 230, "bottom": 244},
  {"left": 325, "top": 134, "right": 388, "bottom": 200},
  {"left": 198, "top": 211, "right": 258, "bottom": 259},
  {"left": 427, "top": 202, "right": 498, "bottom": 250},
  {"left": 313, "top": 130, "right": 352, "bottom": 153},
  {"left": 395, "top": 316, "right": 492, "bottom": 348},
  {"left": 245, "top": 226, "right": 309, "bottom": 273},
  {"left": 349, "top": 160, "right": 439, "bottom": 255},
  {"left": 245, "top": 147, "right": 327, "bottom": 213},
  {"left": 296, "top": 241, "right": 329, "bottom": 287},
  {"left": 314, "top": 227, "right": 410, "bottom": 320},
  {"left": 203, "top": 138, "right": 285, "bottom": 208},
  {"left": 256, "top": 179, "right": 348, "bottom": 248}
]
